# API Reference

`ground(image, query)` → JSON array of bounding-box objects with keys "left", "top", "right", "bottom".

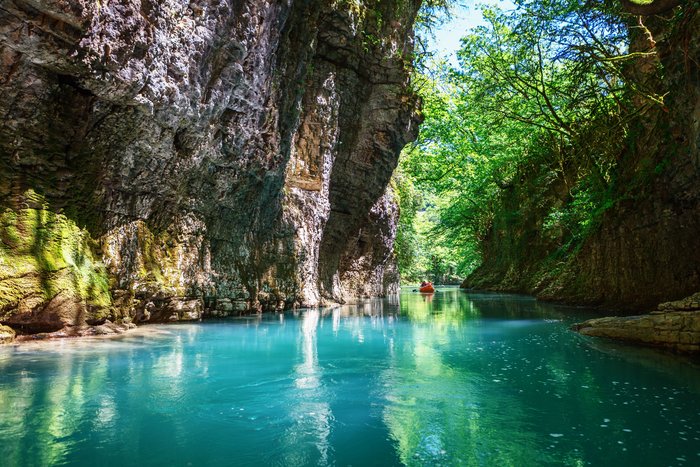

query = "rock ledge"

[{"left": 571, "top": 292, "right": 700, "bottom": 353}]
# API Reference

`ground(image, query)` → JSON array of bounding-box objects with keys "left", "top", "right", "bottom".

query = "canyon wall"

[
  {"left": 464, "top": 6, "right": 699, "bottom": 313},
  {"left": 545, "top": 9, "right": 700, "bottom": 311},
  {"left": 0, "top": 0, "right": 421, "bottom": 335}
]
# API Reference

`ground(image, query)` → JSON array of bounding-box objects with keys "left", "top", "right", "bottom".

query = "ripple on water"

[{"left": 1, "top": 290, "right": 699, "bottom": 466}]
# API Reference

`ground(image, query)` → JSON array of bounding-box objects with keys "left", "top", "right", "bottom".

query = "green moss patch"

[{"left": 0, "top": 191, "right": 111, "bottom": 319}]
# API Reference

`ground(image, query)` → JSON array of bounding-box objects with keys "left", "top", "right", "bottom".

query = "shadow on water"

[
  {"left": 575, "top": 333, "right": 700, "bottom": 391},
  {"left": 398, "top": 286, "right": 584, "bottom": 323}
]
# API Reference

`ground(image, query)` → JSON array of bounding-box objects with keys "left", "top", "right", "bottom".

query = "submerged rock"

[
  {"left": 571, "top": 292, "right": 700, "bottom": 353},
  {"left": 0, "top": 0, "right": 422, "bottom": 333}
]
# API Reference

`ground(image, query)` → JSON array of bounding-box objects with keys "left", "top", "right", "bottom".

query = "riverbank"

[
  {"left": 460, "top": 286, "right": 700, "bottom": 354},
  {"left": 5, "top": 287, "right": 699, "bottom": 356},
  {"left": 0, "top": 320, "right": 136, "bottom": 345},
  {"left": 571, "top": 293, "right": 700, "bottom": 354}
]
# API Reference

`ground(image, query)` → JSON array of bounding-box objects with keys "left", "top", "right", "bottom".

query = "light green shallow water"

[{"left": 1, "top": 288, "right": 699, "bottom": 466}]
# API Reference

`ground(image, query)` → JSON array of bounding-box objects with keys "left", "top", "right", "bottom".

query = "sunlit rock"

[
  {"left": 0, "top": 324, "right": 14, "bottom": 343},
  {"left": 572, "top": 292, "right": 700, "bottom": 353},
  {"left": 0, "top": 0, "right": 422, "bottom": 334}
]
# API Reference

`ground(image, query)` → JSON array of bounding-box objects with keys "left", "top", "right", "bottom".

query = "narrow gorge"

[
  {"left": 1, "top": 0, "right": 699, "bottom": 355},
  {"left": 2, "top": 2, "right": 700, "bottom": 465}
]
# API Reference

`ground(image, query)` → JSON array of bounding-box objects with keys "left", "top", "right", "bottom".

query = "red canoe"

[{"left": 419, "top": 284, "right": 435, "bottom": 293}]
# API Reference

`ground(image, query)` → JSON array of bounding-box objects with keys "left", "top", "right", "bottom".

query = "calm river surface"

[{"left": 1, "top": 288, "right": 700, "bottom": 466}]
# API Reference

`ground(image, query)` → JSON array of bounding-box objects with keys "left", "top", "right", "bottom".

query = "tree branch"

[{"left": 619, "top": 0, "right": 683, "bottom": 16}]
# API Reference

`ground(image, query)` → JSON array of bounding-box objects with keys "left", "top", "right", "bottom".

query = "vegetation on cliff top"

[{"left": 395, "top": 0, "right": 677, "bottom": 285}]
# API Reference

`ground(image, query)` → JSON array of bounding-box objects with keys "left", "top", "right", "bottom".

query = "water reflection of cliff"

[
  {"left": 0, "top": 328, "right": 199, "bottom": 466},
  {"left": 281, "top": 309, "right": 333, "bottom": 466}
]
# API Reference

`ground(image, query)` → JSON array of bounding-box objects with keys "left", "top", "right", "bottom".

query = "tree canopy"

[{"left": 395, "top": 0, "right": 675, "bottom": 284}]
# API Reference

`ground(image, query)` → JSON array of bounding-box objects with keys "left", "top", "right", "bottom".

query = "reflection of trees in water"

[
  {"left": 379, "top": 311, "right": 549, "bottom": 466},
  {"left": 399, "top": 289, "right": 476, "bottom": 327},
  {"left": 399, "top": 289, "right": 573, "bottom": 324},
  {"left": 383, "top": 288, "right": 603, "bottom": 465}
]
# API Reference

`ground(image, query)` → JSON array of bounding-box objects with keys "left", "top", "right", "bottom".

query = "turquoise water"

[{"left": 1, "top": 289, "right": 699, "bottom": 466}]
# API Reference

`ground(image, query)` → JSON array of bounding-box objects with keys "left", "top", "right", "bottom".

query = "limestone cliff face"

[{"left": 0, "top": 0, "right": 421, "bottom": 335}]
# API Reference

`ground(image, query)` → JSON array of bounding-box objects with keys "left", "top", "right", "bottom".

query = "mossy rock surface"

[{"left": 0, "top": 191, "right": 111, "bottom": 328}]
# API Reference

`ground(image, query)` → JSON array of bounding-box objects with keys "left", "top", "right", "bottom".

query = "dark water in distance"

[{"left": 1, "top": 288, "right": 699, "bottom": 466}]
